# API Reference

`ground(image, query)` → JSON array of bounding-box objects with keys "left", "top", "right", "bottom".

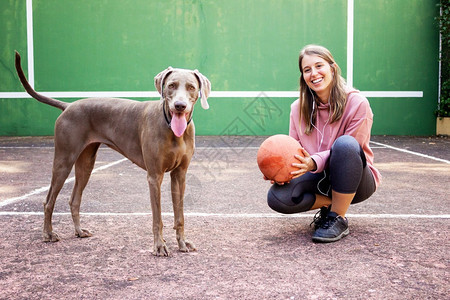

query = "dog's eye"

[
  {"left": 167, "top": 83, "right": 176, "bottom": 89},
  {"left": 187, "top": 85, "right": 196, "bottom": 92}
]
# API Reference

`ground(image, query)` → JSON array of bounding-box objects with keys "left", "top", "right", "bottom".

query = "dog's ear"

[
  {"left": 154, "top": 67, "right": 173, "bottom": 97},
  {"left": 193, "top": 69, "right": 211, "bottom": 109}
]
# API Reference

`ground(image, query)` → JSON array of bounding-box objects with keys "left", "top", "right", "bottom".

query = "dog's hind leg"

[
  {"left": 70, "top": 143, "right": 101, "bottom": 238},
  {"left": 43, "top": 149, "right": 78, "bottom": 242}
]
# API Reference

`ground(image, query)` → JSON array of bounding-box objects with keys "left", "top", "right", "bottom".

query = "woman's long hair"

[{"left": 298, "top": 45, "right": 348, "bottom": 135}]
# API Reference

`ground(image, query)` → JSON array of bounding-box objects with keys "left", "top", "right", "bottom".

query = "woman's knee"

[
  {"left": 331, "top": 135, "right": 359, "bottom": 155},
  {"left": 267, "top": 184, "right": 315, "bottom": 214},
  {"left": 330, "top": 135, "right": 366, "bottom": 167}
]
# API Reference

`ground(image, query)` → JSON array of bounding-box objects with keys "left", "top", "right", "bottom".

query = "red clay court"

[{"left": 0, "top": 135, "right": 449, "bottom": 299}]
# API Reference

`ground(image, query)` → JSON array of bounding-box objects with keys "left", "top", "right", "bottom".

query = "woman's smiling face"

[{"left": 301, "top": 54, "right": 334, "bottom": 102}]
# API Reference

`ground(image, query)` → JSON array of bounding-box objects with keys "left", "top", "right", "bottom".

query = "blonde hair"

[{"left": 298, "top": 45, "right": 347, "bottom": 134}]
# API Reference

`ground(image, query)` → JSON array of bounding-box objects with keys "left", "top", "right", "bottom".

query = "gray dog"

[{"left": 15, "top": 52, "right": 211, "bottom": 256}]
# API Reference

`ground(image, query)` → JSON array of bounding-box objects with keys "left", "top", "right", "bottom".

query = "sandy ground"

[{"left": 0, "top": 135, "right": 448, "bottom": 299}]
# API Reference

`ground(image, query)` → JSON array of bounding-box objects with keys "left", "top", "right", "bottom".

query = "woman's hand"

[
  {"left": 291, "top": 148, "right": 316, "bottom": 178},
  {"left": 262, "top": 148, "right": 316, "bottom": 185},
  {"left": 263, "top": 175, "right": 286, "bottom": 185}
]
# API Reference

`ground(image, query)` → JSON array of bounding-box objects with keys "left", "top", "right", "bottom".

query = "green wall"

[
  {"left": 354, "top": 1, "right": 440, "bottom": 135},
  {"left": 0, "top": 0, "right": 440, "bottom": 136}
]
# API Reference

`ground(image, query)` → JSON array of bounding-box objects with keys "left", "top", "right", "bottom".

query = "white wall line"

[
  {"left": 0, "top": 158, "right": 128, "bottom": 207},
  {"left": 0, "top": 91, "right": 160, "bottom": 99},
  {"left": 212, "top": 91, "right": 298, "bottom": 98},
  {"left": 26, "top": 0, "right": 35, "bottom": 88},
  {"left": 0, "top": 91, "right": 424, "bottom": 99},
  {"left": 362, "top": 91, "right": 423, "bottom": 98},
  {"left": 0, "top": 211, "right": 448, "bottom": 219},
  {"left": 347, "top": 0, "right": 354, "bottom": 87},
  {"left": 6, "top": 0, "right": 420, "bottom": 102},
  {"left": 371, "top": 141, "right": 450, "bottom": 164}
]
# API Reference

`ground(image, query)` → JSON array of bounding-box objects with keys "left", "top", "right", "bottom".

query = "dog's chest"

[{"left": 162, "top": 139, "right": 194, "bottom": 172}]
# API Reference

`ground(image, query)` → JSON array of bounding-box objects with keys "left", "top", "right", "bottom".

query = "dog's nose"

[{"left": 174, "top": 101, "right": 187, "bottom": 112}]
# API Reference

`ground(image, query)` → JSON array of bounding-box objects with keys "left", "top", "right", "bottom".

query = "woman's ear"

[{"left": 330, "top": 63, "right": 336, "bottom": 77}]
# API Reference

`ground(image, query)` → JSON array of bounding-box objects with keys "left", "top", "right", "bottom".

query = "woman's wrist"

[{"left": 309, "top": 157, "right": 317, "bottom": 172}]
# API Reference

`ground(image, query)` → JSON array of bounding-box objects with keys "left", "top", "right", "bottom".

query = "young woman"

[{"left": 267, "top": 45, "right": 381, "bottom": 243}]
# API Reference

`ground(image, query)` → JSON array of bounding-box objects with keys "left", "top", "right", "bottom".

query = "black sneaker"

[
  {"left": 312, "top": 211, "right": 349, "bottom": 243},
  {"left": 310, "top": 205, "right": 331, "bottom": 230}
]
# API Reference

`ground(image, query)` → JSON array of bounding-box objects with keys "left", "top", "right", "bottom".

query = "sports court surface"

[{"left": 0, "top": 135, "right": 448, "bottom": 299}]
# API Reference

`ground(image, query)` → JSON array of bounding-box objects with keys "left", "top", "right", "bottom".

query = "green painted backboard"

[{"left": 0, "top": 0, "right": 440, "bottom": 136}]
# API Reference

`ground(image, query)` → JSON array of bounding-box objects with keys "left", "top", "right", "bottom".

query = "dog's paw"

[
  {"left": 43, "top": 231, "right": 60, "bottom": 242},
  {"left": 153, "top": 244, "right": 170, "bottom": 257},
  {"left": 75, "top": 229, "right": 93, "bottom": 238},
  {"left": 178, "top": 239, "right": 197, "bottom": 253}
]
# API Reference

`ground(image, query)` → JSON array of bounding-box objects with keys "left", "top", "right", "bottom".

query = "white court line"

[
  {"left": 0, "top": 146, "right": 261, "bottom": 150},
  {"left": 0, "top": 211, "right": 448, "bottom": 219},
  {"left": 0, "top": 141, "right": 414, "bottom": 151},
  {"left": 0, "top": 158, "right": 128, "bottom": 207},
  {"left": 370, "top": 141, "right": 450, "bottom": 164},
  {"left": 0, "top": 146, "right": 55, "bottom": 149},
  {"left": 1, "top": 141, "right": 448, "bottom": 208}
]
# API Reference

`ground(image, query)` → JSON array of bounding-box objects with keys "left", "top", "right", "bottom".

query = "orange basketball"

[{"left": 257, "top": 134, "right": 303, "bottom": 183}]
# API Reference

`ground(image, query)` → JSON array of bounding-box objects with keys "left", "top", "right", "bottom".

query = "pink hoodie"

[{"left": 289, "top": 89, "right": 382, "bottom": 188}]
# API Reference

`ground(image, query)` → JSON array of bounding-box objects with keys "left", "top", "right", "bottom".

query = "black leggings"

[{"left": 267, "top": 135, "right": 376, "bottom": 214}]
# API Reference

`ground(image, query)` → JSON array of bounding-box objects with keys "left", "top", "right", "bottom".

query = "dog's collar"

[{"left": 162, "top": 102, "right": 193, "bottom": 128}]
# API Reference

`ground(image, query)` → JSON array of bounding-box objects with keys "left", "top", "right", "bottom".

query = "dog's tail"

[{"left": 15, "top": 51, "right": 68, "bottom": 111}]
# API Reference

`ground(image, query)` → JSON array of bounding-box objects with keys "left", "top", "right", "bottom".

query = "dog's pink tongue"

[{"left": 171, "top": 113, "right": 187, "bottom": 137}]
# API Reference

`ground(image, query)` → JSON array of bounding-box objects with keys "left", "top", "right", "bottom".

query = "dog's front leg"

[
  {"left": 148, "top": 173, "right": 169, "bottom": 256},
  {"left": 171, "top": 168, "right": 196, "bottom": 253}
]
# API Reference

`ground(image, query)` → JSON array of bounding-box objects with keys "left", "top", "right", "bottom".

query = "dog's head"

[{"left": 154, "top": 67, "right": 211, "bottom": 137}]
